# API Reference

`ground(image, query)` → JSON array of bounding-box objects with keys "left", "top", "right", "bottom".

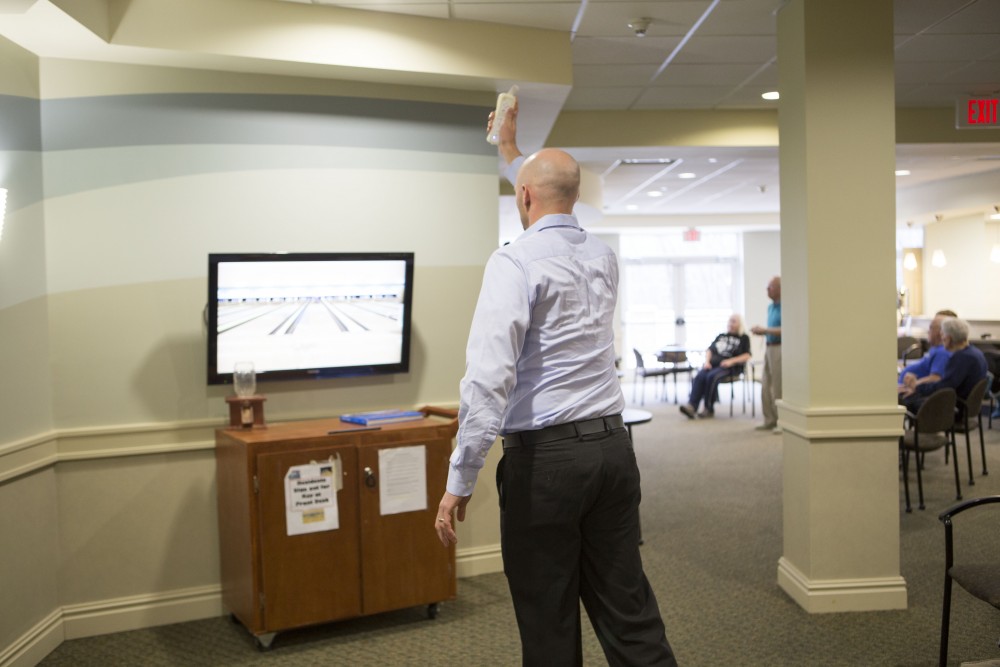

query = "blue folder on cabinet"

[{"left": 340, "top": 409, "right": 424, "bottom": 426}]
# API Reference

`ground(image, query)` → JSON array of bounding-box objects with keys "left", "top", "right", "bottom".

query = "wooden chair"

[
  {"left": 938, "top": 495, "right": 1000, "bottom": 667},
  {"left": 953, "top": 377, "right": 989, "bottom": 486},
  {"left": 631, "top": 349, "right": 670, "bottom": 406},
  {"left": 900, "top": 388, "right": 960, "bottom": 513}
]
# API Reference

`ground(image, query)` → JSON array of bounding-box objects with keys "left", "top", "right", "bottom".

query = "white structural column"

[{"left": 775, "top": 0, "right": 907, "bottom": 613}]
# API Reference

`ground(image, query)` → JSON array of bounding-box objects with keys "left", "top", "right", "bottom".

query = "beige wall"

[
  {"left": 923, "top": 211, "right": 1000, "bottom": 320},
  {"left": 0, "top": 38, "right": 61, "bottom": 663},
  {"left": 0, "top": 58, "right": 506, "bottom": 664},
  {"left": 742, "top": 231, "right": 782, "bottom": 362}
]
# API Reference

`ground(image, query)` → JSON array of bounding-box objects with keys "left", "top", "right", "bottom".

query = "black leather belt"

[{"left": 503, "top": 414, "right": 625, "bottom": 449}]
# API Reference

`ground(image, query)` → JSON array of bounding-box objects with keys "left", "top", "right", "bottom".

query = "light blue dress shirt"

[{"left": 446, "top": 212, "right": 626, "bottom": 496}]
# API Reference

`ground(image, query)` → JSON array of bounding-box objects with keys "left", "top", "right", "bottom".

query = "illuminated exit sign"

[{"left": 956, "top": 96, "right": 999, "bottom": 129}]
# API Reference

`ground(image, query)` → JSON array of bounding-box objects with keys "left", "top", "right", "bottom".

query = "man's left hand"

[{"left": 435, "top": 491, "right": 472, "bottom": 547}]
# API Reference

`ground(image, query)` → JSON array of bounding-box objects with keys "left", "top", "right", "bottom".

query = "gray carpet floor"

[{"left": 38, "top": 386, "right": 1000, "bottom": 666}]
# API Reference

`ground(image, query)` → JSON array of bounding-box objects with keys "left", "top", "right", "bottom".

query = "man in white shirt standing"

[{"left": 435, "top": 104, "right": 676, "bottom": 667}]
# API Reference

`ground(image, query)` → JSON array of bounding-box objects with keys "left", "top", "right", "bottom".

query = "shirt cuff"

[{"left": 446, "top": 464, "right": 479, "bottom": 497}]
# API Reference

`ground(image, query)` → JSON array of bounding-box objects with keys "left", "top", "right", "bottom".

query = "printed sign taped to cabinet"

[
  {"left": 285, "top": 462, "right": 339, "bottom": 536},
  {"left": 378, "top": 445, "right": 427, "bottom": 516}
]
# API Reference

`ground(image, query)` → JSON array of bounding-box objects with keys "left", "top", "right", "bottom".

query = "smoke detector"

[{"left": 628, "top": 18, "right": 652, "bottom": 37}]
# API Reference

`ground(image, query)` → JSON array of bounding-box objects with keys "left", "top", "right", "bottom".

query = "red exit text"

[{"left": 968, "top": 99, "right": 999, "bottom": 125}]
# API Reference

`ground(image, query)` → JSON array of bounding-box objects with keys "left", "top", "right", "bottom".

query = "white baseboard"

[
  {"left": 456, "top": 544, "right": 503, "bottom": 578},
  {"left": 61, "top": 585, "right": 225, "bottom": 640},
  {"left": 777, "top": 557, "right": 907, "bottom": 613},
  {"left": 0, "top": 610, "right": 63, "bottom": 667}
]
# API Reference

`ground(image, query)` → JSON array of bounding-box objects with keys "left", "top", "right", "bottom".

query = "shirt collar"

[{"left": 517, "top": 213, "right": 581, "bottom": 241}]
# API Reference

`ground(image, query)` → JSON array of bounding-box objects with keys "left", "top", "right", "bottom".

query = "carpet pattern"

[{"left": 38, "top": 387, "right": 1000, "bottom": 666}]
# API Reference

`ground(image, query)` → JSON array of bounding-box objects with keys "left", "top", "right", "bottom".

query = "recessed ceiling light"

[
  {"left": 678, "top": 172, "right": 696, "bottom": 179},
  {"left": 647, "top": 190, "right": 664, "bottom": 197},
  {"left": 895, "top": 169, "right": 911, "bottom": 176},
  {"left": 626, "top": 204, "right": 639, "bottom": 211},
  {"left": 762, "top": 91, "right": 780, "bottom": 100}
]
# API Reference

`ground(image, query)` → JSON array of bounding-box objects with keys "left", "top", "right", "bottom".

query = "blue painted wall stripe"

[
  {"left": 0, "top": 95, "right": 42, "bottom": 151},
  {"left": 41, "top": 93, "right": 492, "bottom": 154}
]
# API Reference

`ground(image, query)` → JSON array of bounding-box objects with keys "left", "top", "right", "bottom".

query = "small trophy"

[{"left": 226, "top": 361, "right": 266, "bottom": 428}]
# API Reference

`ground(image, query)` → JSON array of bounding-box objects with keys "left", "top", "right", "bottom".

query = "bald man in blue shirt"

[{"left": 435, "top": 104, "right": 675, "bottom": 667}]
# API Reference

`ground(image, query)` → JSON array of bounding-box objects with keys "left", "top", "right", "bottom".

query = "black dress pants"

[{"left": 497, "top": 426, "right": 676, "bottom": 667}]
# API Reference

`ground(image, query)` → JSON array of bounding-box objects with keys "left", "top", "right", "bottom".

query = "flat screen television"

[{"left": 207, "top": 252, "right": 414, "bottom": 385}]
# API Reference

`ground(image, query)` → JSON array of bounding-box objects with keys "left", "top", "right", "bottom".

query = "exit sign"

[{"left": 956, "top": 96, "right": 999, "bottom": 129}]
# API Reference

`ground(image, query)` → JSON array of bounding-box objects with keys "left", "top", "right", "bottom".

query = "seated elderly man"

[
  {"left": 898, "top": 309, "right": 957, "bottom": 390},
  {"left": 900, "top": 317, "right": 988, "bottom": 412}
]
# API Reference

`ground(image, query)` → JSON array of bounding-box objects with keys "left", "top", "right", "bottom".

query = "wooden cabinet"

[{"left": 215, "top": 407, "right": 458, "bottom": 648}]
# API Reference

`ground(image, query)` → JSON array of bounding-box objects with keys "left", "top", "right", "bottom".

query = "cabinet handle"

[{"left": 363, "top": 466, "right": 377, "bottom": 488}]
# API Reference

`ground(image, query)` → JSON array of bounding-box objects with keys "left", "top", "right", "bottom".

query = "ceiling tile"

[
  {"left": 575, "top": 1, "right": 708, "bottom": 38},
  {"left": 891, "top": 0, "right": 975, "bottom": 34},
  {"left": 697, "top": 0, "right": 781, "bottom": 36},
  {"left": 926, "top": 0, "right": 1000, "bottom": 34},
  {"left": 668, "top": 35, "right": 776, "bottom": 64},
  {"left": 896, "top": 81, "right": 1000, "bottom": 106},
  {"left": 896, "top": 34, "right": 1000, "bottom": 62},
  {"left": 563, "top": 85, "right": 645, "bottom": 110},
  {"left": 895, "top": 60, "right": 972, "bottom": 84},
  {"left": 654, "top": 62, "right": 769, "bottom": 86},
  {"left": 572, "top": 35, "right": 683, "bottom": 65},
  {"left": 631, "top": 85, "right": 734, "bottom": 109},
  {"left": 574, "top": 63, "right": 662, "bottom": 86}
]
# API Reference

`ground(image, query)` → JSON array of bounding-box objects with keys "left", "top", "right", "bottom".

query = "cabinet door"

[
  {"left": 256, "top": 444, "right": 361, "bottom": 631},
  {"left": 358, "top": 438, "right": 456, "bottom": 615}
]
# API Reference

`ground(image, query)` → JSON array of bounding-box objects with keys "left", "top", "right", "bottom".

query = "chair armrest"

[
  {"left": 939, "top": 495, "right": 1000, "bottom": 522},
  {"left": 939, "top": 495, "right": 1000, "bottom": 569}
]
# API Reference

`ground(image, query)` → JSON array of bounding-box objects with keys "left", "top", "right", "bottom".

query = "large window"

[{"left": 620, "top": 231, "right": 741, "bottom": 367}]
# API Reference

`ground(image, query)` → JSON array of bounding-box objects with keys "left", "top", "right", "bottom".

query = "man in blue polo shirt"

[
  {"left": 751, "top": 276, "right": 782, "bottom": 433},
  {"left": 898, "top": 309, "right": 957, "bottom": 391}
]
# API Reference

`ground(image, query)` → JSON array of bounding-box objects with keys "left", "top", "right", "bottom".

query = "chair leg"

[
  {"left": 964, "top": 428, "right": 975, "bottom": 485},
  {"left": 950, "top": 434, "right": 963, "bottom": 502},
  {"left": 978, "top": 416, "right": 988, "bottom": 476},
  {"left": 901, "top": 447, "right": 912, "bottom": 513},
  {"left": 940, "top": 574, "right": 953, "bottom": 667},
  {"left": 914, "top": 435, "right": 926, "bottom": 510}
]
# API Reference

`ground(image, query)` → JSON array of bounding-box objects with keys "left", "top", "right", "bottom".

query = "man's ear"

[{"left": 521, "top": 185, "right": 531, "bottom": 211}]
